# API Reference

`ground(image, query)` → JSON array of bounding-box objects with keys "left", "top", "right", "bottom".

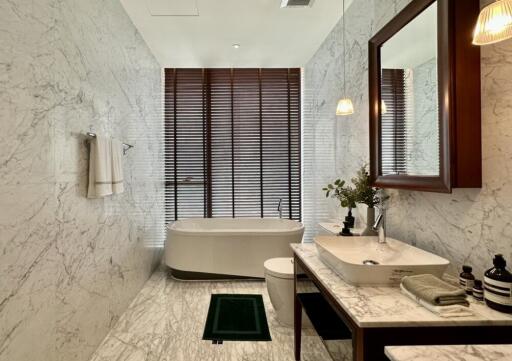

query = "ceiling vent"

[{"left": 280, "top": 0, "right": 315, "bottom": 8}]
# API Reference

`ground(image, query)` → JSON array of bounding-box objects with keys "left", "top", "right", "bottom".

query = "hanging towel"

[
  {"left": 87, "top": 136, "right": 113, "bottom": 198},
  {"left": 401, "top": 274, "right": 469, "bottom": 306},
  {"left": 401, "top": 284, "right": 474, "bottom": 318},
  {"left": 111, "top": 138, "right": 124, "bottom": 195}
]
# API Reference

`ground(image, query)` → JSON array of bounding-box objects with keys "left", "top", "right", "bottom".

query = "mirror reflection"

[{"left": 379, "top": 2, "right": 439, "bottom": 176}]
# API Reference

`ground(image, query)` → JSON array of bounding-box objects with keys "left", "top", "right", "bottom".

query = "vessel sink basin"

[{"left": 314, "top": 236, "right": 450, "bottom": 286}]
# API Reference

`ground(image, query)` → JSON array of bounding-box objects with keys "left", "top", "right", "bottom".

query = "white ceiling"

[{"left": 120, "top": 0, "right": 351, "bottom": 68}]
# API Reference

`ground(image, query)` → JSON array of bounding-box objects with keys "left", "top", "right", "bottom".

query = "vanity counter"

[
  {"left": 291, "top": 243, "right": 512, "bottom": 328},
  {"left": 385, "top": 345, "right": 512, "bottom": 361}
]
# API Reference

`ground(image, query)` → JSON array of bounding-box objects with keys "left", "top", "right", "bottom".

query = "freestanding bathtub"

[{"left": 165, "top": 218, "right": 304, "bottom": 280}]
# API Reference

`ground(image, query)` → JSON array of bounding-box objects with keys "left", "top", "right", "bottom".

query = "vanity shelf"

[
  {"left": 385, "top": 345, "right": 512, "bottom": 361},
  {"left": 298, "top": 293, "right": 351, "bottom": 340},
  {"left": 293, "top": 244, "right": 512, "bottom": 361}
]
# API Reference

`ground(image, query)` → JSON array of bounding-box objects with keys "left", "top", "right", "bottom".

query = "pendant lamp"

[
  {"left": 473, "top": 0, "right": 512, "bottom": 45},
  {"left": 336, "top": 0, "right": 354, "bottom": 116}
]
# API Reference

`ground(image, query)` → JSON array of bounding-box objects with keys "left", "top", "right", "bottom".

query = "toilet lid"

[{"left": 264, "top": 257, "right": 294, "bottom": 279}]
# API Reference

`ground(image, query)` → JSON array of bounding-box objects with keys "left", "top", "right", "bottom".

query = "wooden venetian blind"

[
  {"left": 380, "top": 68, "right": 407, "bottom": 175},
  {"left": 164, "top": 68, "right": 301, "bottom": 224}
]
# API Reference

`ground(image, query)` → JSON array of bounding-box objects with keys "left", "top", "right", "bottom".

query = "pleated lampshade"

[
  {"left": 336, "top": 98, "right": 354, "bottom": 116},
  {"left": 473, "top": 0, "right": 512, "bottom": 45},
  {"left": 381, "top": 100, "right": 388, "bottom": 115}
]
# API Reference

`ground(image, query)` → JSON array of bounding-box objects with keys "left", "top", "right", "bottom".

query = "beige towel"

[
  {"left": 88, "top": 136, "right": 113, "bottom": 198},
  {"left": 111, "top": 139, "right": 124, "bottom": 194}
]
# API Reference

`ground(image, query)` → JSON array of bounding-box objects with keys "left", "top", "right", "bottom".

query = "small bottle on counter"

[
  {"left": 459, "top": 265, "right": 475, "bottom": 295},
  {"left": 484, "top": 254, "right": 512, "bottom": 314},
  {"left": 472, "top": 280, "right": 484, "bottom": 302}
]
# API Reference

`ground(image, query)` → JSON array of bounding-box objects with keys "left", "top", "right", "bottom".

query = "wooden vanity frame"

[{"left": 294, "top": 255, "right": 512, "bottom": 361}]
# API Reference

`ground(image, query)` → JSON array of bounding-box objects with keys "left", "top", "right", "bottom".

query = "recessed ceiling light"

[{"left": 232, "top": 44, "right": 241, "bottom": 49}]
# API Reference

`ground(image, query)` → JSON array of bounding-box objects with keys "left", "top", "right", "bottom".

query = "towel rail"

[{"left": 86, "top": 132, "right": 134, "bottom": 155}]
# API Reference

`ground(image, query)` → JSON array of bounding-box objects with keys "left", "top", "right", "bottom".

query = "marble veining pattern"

[
  {"left": 303, "top": 0, "right": 512, "bottom": 278},
  {"left": 292, "top": 244, "right": 512, "bottom": 327},
  {"left": 407, "top": 57, "right": 439, "bottom": 175},
  {"left": 385, "top": 345, "right": 512, "bottom": 361},
  {"left": 89, "top": 270, "right": 334, "bottom": 361},
  {"left": 0, "top": 1, "right": 163, "bottom": 361}
]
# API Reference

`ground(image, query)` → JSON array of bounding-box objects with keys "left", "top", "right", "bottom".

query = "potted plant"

[
  {"left": 351, "top": 165, "right": 388, "bottom": 236},
  {"left": 322, "top": 179, "right": 357, "bottom": 229}
]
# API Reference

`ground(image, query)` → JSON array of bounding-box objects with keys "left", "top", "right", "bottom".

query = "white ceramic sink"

[{"left": 314, "top": 236, "right": 450, "bottom": 286}]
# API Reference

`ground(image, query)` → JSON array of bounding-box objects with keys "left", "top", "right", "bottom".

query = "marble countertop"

[
  {"left": 291, "top": 243, "right": 512, "bottom": 328},
  {"left": 385, "top": 345, "right": 512, "bottom": 361}
]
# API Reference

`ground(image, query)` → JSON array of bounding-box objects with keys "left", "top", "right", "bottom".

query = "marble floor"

[{"left": 88, "top": 269, "right": 335, "bottom": 361}]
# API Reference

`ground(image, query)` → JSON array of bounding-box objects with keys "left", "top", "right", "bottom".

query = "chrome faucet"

[
  {"left": 372, "top": 207, "right": 387, "bottom": 244},
  {"left": 277, "top": 198, "right": 283, "bottom": 219}
]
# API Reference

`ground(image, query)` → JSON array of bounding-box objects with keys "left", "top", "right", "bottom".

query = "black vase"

[{"left": 340, "top": 221, "right": 353, "bottom": 236}]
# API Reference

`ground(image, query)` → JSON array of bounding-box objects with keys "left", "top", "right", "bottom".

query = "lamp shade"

[
  {"left": 473, "top": 0, "right": 512, "bottom": 45},
  {"left": 381, "top": 100, "right": 388, "bottom": 115},
  {"left": 336, "top": 98, "right": 354, "bottom": 116}
]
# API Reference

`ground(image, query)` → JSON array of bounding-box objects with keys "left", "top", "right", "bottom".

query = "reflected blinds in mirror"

[
  {"left": 381, "top": 69, "right": 407, "bottom": 175},
  {"left": 164, "top": 68, "right": 301, "bottom": 224}
]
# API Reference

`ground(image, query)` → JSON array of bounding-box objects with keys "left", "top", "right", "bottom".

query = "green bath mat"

[{"left": 202, "top": 294, "right": 272, "bottom": 342}]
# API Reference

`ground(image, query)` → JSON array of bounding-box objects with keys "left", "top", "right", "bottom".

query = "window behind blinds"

[
  {"left": 164, "top": 68, "right": 301, "bottom": 224},
  {"left": 164, "top": 69, "right": 206, "bottom": 221},
  {"left": 380, "top": 68, "right": 407, "bottom": 175}
]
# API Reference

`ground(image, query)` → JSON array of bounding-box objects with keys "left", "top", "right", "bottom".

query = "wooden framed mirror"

[{"left": 369, "top": 0, "right": 482, "bottom": 193}]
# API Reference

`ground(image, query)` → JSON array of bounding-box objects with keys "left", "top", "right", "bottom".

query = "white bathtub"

[{"left": 165, "top": 218, "right": 304, "bottom": 279}]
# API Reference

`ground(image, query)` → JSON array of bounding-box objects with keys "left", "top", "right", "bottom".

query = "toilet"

[{"left": 264, "top": 257, "right": 311, "bottom": 328}]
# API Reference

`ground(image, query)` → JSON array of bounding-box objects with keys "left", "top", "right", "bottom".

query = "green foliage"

[
  {"left": 322, "top": 179, "right": 357, "bottom": 209},
  {"left": 351, "top": 164, "right": 388, "bottom": 208},
  {"left": 322, "top": 165, "right": 388, "bottom": 209}
]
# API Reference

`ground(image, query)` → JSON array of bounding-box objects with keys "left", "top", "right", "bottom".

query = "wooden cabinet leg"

[{"left": 294, "top": 293, "right": 302, "bottom": 361}]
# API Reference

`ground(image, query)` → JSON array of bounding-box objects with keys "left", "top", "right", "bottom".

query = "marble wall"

[
  {"left": 303, "top": 0, "right": 512, "bottom": 278},
  {"left": 302, "top": 67, "right": 338, "bottom": 242},
  {"left": 408, "top": 58, "right": 439, "bottom": 175},
  {"left": 0, "top": 1, "right": 164, "bottom": 361}
]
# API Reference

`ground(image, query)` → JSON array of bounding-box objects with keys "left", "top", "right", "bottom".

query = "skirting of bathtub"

[{"left": 167, "top": 267, "right": 264, "bottom": 281}]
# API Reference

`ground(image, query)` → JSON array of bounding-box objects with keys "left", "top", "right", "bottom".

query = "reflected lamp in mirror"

[
  {"left": 381, "top": 100, "right": 388, "bottom": 115},
  {"left": 473, "top": 0, "right": 512, "bottom": 45},
  {"left": 336, "top": 98, "right": 355, "bottom": 116}
]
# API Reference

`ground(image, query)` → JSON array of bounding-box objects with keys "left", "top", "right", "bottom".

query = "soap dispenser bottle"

[{"left": 484, "top": 254, "right": 512, "bottom": 313}]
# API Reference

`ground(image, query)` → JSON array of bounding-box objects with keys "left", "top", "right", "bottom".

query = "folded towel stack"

[
  {"left": 401, "top": 274, "right": 474, "bottom": 318},
  {"left": 402, "top": 274, "right": 469, "bottom": 306}
]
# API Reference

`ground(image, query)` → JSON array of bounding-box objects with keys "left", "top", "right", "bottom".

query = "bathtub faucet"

[{"left": 277, "top": 198, "right": 283, "bottom": 219}]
